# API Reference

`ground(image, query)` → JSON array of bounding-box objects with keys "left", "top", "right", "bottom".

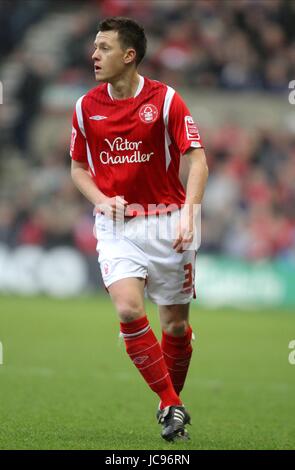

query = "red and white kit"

[{"left": 70, "top": 76, "right": 203, "bottom": 304}]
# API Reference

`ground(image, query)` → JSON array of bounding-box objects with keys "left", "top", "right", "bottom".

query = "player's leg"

[
  {"left": 154, "top": 303, "right": 193, "bottom": 441},
  {"left": 108, "top": 277, "right": 182, "bottom": 410},
  {"left": 145, "top": 215, "right": 195, "bottom": 440},
  {"left": 96, "top": 214, "right": 185, "bottom": 440},
  {"left": 158, "top": 302, "right": 193, "bottom": 397},
  {"left": 146, "top": 219, "right": 195, "bottom": 397},
  {"left": 108, "top": 277, "right": 146, "bottom": 322}
]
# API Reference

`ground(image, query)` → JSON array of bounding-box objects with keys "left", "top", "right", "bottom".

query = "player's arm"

[
  {"left": 71, "top": 160, "right": 127, "bottom": 219},
  {"left": 184, "top": 147, "right": 208, "bottom": 206},
  {"left": 70, "top": 103, "right": 127, "bottom": 219},
  {"left": 71, "top": 160, "right": 106, "bottom": 205},
  {"left": 173, "top": 147, "right": 208, "bottom": 253},
  {"left": 167, "top": 90, "right": 208, "bottom": 252}
]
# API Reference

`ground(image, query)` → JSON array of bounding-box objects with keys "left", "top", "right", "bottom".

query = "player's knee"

[
  {"left": 163, "top": 319, "right": 189, "bottom": 337},
  {"left": 116, "top": 302, "right": 145, "bottom": 323}
]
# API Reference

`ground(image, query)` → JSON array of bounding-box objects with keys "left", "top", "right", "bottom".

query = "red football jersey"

[{"left": 70, "top": 76, "right": 203, "bottom": 215}]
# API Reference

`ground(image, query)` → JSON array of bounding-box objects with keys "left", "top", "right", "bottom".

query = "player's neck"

[{"left": 108, "top": 71, "right": 141, "bottom": 100}]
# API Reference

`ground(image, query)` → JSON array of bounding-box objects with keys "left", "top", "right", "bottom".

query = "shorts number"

[{"left": 183, "top": 263, "right": 193, "bottom": 289}]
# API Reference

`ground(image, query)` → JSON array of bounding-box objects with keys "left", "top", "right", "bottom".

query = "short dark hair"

[{"left": 98, "top": 17, "right": 147, "bottom": 66}]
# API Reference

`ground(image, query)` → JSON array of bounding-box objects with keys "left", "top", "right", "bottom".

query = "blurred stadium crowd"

[{"left": 0, "top": 0, "right": 295, "bottom": 262}]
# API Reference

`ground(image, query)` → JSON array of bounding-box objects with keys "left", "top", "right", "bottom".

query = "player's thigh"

[
  {"left": 147, "top": 246, "right": 196, "bottom": 306},
  {"left": 108, "top": 277, "right": 146, "bottom": 322},
  {"left": 96, "top": 221, "right": 147, "bottom": 287},
  {"left": 158, "top": 303, "right": 190, "bottom": 336}
]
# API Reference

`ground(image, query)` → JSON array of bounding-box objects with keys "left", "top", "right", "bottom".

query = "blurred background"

[{"left": 0, "top": 0, "right": 295, "bottom": 307}]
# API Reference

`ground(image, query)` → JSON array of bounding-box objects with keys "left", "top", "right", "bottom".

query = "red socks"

[
  {"left": 120, "top": 316, "right": 181, "bottom": 409},
  {"left": 161, "top": 326, "right": 193, "bottom": 396}
]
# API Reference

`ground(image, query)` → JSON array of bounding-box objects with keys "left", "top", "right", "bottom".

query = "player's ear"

[{"left": 124, "top": 48, "right": 136, "bottom": 65}]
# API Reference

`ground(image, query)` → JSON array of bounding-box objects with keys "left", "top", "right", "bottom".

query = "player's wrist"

[
  {"left": 93, "top": 194, "right": 109, "bottom": 212},
  {"left": 96, "top": 193, "right": 110, "bottom": 204}
]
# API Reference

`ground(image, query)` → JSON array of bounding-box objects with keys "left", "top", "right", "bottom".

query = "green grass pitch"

[{"left": 0, "top": 295, "right": 295, "bottom": 450}]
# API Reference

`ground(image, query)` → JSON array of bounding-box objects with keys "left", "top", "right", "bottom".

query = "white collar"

[{"left": 107, "top": 75, "right": 144, "bottom": 100}]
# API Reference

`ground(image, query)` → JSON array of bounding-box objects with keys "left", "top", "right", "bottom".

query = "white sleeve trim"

[
  {"left": 86, "top": 143, "right": 95, "bottom": 175},
  {"left": 75, "top": 95, "right": 96, "bottom": 175},
  {"left": 163, "top": 86, "right": 175, "bottom": 171},
  {"left": 163, "top": 86, "right": 175, "bottom": 127},
  {"left": 75, "top": 95, "right": 86, "bottom": 137}
]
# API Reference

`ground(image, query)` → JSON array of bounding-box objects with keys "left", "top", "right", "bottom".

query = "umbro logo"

[
  {"left": 89, "top": 115, "right": 108, "bottom": 121},
  {"left": 133, "top": 355, "right": 149, "bottom": 365}
]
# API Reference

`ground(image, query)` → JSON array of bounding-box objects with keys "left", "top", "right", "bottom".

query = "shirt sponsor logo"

[
  {"left": 99, "top": 137, "right": 154, "bottom": 165},
  {"left": 185, "top": 116, "right": 200, "bottom": 141},
  {"left": 139, "top": 104, "right": 158, "bottom": 124}
]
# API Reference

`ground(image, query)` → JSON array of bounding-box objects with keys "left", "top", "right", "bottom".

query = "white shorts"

[{"left": 95, "top": 211, "right": 196, "bottom": 305}]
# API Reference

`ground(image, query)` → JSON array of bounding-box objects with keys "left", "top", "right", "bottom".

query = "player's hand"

[
  {"left": 173, "top": 207, "right": 194, "bottom": 253},
  {"left": 95, "top": 196, "right": 128, "bottom": 220}
]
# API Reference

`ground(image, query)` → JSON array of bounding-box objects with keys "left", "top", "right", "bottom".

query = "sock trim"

[
  {"left": 138, "top": 355, "right": 164, "bottom": 371},
  {"left": 162, "top": 326, "right": 193, "bottom": 344},
  {"left": 120, "top": 315, "right": 149, "bottom": 335},
  {"left": 120, "top": 325, "right": 150, "bottom": 339},
  {"left": 128, "top": 341, "right": 158, "bottom": 357},
  {"left": 148, "top": 372, "right": 169, "bottom": 386},
  {"left": 163, "top": 351, "right": 177, "bottom": 360}
]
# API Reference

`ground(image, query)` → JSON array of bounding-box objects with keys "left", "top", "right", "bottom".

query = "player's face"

[{"left": 92, "top": 30, "right": 131, "bottom": 82}]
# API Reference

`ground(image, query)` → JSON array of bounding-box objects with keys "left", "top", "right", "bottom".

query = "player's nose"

[{"left": 92, "top": 49, "right": 100, "bottom": 60}]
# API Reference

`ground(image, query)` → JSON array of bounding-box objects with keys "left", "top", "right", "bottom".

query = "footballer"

[{"left": 70, "top": 17, "right": 208, "bottom": 442}]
